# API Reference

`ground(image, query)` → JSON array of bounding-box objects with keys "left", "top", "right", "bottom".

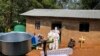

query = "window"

[
  {"left": 79, "top": 22, "right": 89, "bottom": 32},
  {"left": 35, "top": 21, "right": 40, "bottom": 30}
]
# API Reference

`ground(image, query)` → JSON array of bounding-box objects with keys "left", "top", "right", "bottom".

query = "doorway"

[
  {"left": 51, "top": 22, "right": 62, "bottom": 30},
  {"left": 51, "top": 22, "right": 62, "bottom": 43}
]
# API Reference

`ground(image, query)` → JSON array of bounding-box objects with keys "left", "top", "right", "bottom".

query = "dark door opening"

[
  {"left": 51, "top": 23, "right": 62, "bottom": 30},
  {"left": 51, "top": 22, "right": 62, "bottom": 44}
]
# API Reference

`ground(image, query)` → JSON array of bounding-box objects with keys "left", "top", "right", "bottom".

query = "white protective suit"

[
  {"left": 54, "top": 27, "right": 60, "bottom": 34},
  {"left": 48, "top": 30, "right": 54, "bottom": 50},
  {"left": 53, "top": 27, "right": 60, "bottom": 49},
  {"left": 48, "top": 27, "right": 60, "bottom": 50},
  {"left": 52, "top": 31, "right": 59, "bottom": 49}
]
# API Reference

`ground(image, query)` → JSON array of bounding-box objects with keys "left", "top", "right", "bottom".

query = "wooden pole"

[{"left": 43, "top": 40, "right": 47, "bottom": 56}]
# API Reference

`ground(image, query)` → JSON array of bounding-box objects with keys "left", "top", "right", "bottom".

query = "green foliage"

[
  {"left": 0, "top": 0, "right": 34, "bottom": 32},
  {"left": 42, "top": 0, "right": 53, "bottom": 8},
  {"left": 80, "top": 0, "right": 99, "bottom": 9},
  {"left": 80, "top": 0, "right": 92, "bottom": 9},
  {"left": 31, "top": 0, "right": 43, "bottom": 8},
  {"left": 62, "top": 0, "right": 99, "bottom": 9},
  {"left": 31, "top": 0, "right": 61, "bottom": 9},
  {"left": 0, "top": 0, "right": 11, "bottom": 32}
]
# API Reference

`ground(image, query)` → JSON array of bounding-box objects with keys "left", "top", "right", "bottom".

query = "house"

[{"left": 21, "top": 9, "right": 100, "bottom": 48}]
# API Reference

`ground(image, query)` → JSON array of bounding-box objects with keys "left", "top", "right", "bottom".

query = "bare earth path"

[{"left": 26, "top": 45, "right": 100, "bottom": 56}]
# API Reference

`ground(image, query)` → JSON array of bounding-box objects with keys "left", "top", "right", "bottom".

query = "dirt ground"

[
  {"left": 26, "top": 45, "right": 100, "bottom": 56},
  {"left": 72, "top": 46, "right": 100, "bottom": 56}
]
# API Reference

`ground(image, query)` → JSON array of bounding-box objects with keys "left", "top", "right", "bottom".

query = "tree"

[
  {"left": 31, "top": 0, "right": 61, "bottom": 9},
  {"left": 80, "top": 0, "right": 99, "bottom": 9},
  {"left": 58, "top": 0, "right": 99, "bottom": 9},
  {"left": 0, "top": 0, "right": 12, "bottom": 32},
  {"left": 0, "top": 0, "right": 34, "bottom": 32}
]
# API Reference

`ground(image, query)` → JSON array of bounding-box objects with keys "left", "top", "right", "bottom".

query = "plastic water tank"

[{"left": 14, "top": 25, "right": 26, "bottom": 32}]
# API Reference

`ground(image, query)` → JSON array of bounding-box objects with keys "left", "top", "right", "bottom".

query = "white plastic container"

[{"left": 41, "top": 48, "right": 73, "bottom": 56}]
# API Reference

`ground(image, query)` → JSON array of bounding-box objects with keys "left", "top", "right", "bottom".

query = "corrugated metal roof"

[{"left": 20, "top": 9, "right": 100, "bottom": 19}]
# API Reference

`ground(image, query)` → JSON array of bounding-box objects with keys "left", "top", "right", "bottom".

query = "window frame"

[
  {"left": 35, "top": 21, "right": 41, "bottom": 30},
  {"left": 79, "top": 22, "right": 89, "bottom": 32}
]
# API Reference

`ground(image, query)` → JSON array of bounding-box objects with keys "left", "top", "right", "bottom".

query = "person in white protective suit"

[
  {"left": 54, "top": 27, "right": 60, "bottom": 34},
  {"left": 52, "top": 30, "right": 60, "bottom": 50},
  {"left": 48, "top": 30, "right": 54, "bottom": 50},
  {"left": 52, "top": 27, "right": 60, "bottom": 49}
]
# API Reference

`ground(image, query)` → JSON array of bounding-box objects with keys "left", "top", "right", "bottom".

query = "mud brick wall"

[{"left": 26, "top": 17, "right": 100, "bottom": 48}]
